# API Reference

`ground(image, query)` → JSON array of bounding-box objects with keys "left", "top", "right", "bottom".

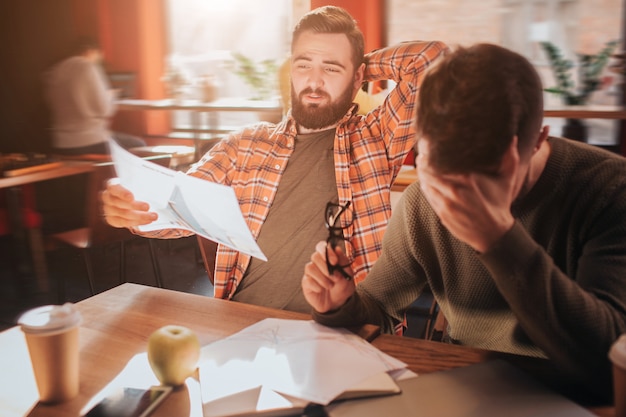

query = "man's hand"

[
  {"left": 302, "top": 241, "right": 356, "bottom": 313},
  {"left": 416, "top": 139, "right": 519, "bottom": 253},
  {"left": 100, "top": 178, "right": 158, "bottom": 228}
]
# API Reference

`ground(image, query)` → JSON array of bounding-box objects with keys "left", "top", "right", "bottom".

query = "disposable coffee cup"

[
  {"left": 609, "top": 334, "right": 626, "bottom": 417},
  {"left": 18, "top": 303, "right": 82, "bottom": 404}
]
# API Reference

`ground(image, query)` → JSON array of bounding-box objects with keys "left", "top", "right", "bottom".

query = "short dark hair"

[
  {"left": 292, "top": 6, "right": 365, "bottom": 70},
  {"left": 73, "top": 36, "right": 101, "bottom": 55},
  {"left": 417, "top": 43, "right": 544, "bottom": 175}
]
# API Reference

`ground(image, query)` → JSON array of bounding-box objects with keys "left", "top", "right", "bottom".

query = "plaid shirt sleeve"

[
  {"left": 336, "top": 41, "right": 449, "bottom": 284},
  {"left": 365, "top": 40, "right": 449, "bottom": 165}
]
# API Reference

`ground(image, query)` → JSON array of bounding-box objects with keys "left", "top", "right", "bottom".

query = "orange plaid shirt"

[{"left": 147, "top": 40, "right": 448, "bottom": 300}]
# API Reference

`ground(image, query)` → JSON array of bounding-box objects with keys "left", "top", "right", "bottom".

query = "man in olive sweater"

[{"left": 302, "top": 43, "right": 626, "bottom": 401}]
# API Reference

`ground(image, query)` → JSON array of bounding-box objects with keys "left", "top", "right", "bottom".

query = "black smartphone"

[{"left": 83, "top": 386, "right": 172, "bottom": 417}]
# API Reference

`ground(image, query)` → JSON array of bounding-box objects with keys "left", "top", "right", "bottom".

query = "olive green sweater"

[{"left": 314, "top": 137, "right": 626, "bottom": 398}]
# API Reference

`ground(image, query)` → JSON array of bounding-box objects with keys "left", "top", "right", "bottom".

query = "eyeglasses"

[{"left": 325, "top": 201, "right": 354, "bottom": 280}]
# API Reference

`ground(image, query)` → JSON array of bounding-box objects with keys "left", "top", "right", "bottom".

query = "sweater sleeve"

[
  {"left": 480, "top": 220, "right": 626, "bottom": 395},
  {"left": 313, "top": 186, "right": 430, "bottom": 333}
]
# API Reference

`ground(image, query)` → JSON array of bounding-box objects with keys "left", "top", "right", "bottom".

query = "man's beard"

[{"left": 291, "top": 84, "right": 354, "bottom": 130}]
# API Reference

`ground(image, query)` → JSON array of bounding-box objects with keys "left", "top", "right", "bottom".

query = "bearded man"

[{"left": 102, "top": 6, "right": 447, "bottom": 312}]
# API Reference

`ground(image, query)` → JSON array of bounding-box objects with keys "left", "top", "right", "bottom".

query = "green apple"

[{"left": 147, "top": 325, "right": 201, "bottom": 386}]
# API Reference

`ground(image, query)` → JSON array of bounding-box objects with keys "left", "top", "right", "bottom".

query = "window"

[
  {"left": 164, "top": 0, "right": 292, "bottom": 131},
  {"left": 387, "top": 0, "right": 622, "bottom": 146},
  {"left": 501, "top": 0, "right": 579, "bottom": 62},
  {"left": 502, "top": 0, "right": 619, "bottom": 146}
]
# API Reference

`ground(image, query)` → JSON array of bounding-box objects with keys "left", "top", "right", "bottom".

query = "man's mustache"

[{"left": 299, "top": 88, "right": 330, "bottom": 100}]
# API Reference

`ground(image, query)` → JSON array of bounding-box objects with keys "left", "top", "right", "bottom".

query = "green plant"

[
  {"left": 232, "top": 52, "right": 278, "bottom": 100},
  {"left": 540, "top": 40, "right": 619, "bottom": 105}
]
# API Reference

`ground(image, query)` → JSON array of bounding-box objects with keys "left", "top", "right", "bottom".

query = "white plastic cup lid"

[
  {"left": 18, "top": 303, "right": 82, "bottom": 334},
  {"left": 609, "top": 334, "right": 626, "bottom": 370}
]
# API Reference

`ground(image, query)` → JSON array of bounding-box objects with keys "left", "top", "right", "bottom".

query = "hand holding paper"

[{"left": 109, "top": 140, "right": 266, "bottom": 260}]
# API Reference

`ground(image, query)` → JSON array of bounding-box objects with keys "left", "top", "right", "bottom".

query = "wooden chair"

[
  {"left": 197, "top": 235, "right": 218, "bottom": 285},
  {"left": 0, "top": 184, "right": 48, "bottom": 292},
  {"left": 403, "top": 286, "right": 449, "bottom": 341},
  {"left": 422, "top": 298, "right": 448, "bottom": 342},
  {"left": 48, "top": 155, "right": 171, "bottom": 301}
]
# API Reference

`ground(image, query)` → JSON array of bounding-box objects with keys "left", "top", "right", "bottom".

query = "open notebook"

[{"left": 202, "top": 372, "right": 403, "bottom": 417}]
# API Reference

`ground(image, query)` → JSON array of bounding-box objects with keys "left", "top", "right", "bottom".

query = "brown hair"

[
  {"left": 73, "top": 36, "right": 101, "bottom": 55},
  {"left": 417, "top": 43, "right": 544, "bottom": 174},
  {"left": 292, "top": 6, "right": 365, "bottom": 70}
]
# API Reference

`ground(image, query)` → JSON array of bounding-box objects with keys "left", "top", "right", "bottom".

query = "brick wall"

[
  {"left": 387, "top": 0, "right": 503, "bottom": 48},
  {"left": 386, "top": 0, "right": 621, "bottom": 54}
]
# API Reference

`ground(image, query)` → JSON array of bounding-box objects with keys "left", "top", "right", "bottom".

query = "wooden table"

[
  {"left": 0, "top": 283, "right": 613, "bottom": 417},
  {"left": 543, "top": 105, "right": 626, "bottom": 120},
  {"left": 0, "top": 160, "right": 95, "bottom": 292},
  {"left": 0, "top": 160, "right": 94, "bottom": 190},
  {"left": 0, "top": 283, "right": 377, "bottom": 417},
  {"left": 391, "top": 165, "right": 417, "bottom": 192},
  {"left": 372, "top": 334, "right": 615, "bottom": 417},
  {"left": 116, "top": 97, "right": 283, "bottom": 115}
]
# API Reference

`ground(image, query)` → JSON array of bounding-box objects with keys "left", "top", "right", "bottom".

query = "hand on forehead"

[{"left": 416, "top": 139, "right": 471, "bottom": 185}]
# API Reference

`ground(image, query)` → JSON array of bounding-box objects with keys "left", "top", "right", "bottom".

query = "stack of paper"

[{"left": 198, "top": 319, "right": 411, "bottom": 416}]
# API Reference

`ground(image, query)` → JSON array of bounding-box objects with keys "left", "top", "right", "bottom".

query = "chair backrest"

[{"left": 87, "top": 154, "right": 171, "bottom": 246}]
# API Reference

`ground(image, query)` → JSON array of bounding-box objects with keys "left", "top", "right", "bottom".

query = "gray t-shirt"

[{"left": 232, "top": 128, "right": 338, "bottom": 312}]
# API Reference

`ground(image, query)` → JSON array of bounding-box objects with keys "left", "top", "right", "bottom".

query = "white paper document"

[
  {"left": 109, "top": 140, "right": 266, "bottom": 260},
  {"left": 198, "top": 318, "right": 408, "bottom": 415}
]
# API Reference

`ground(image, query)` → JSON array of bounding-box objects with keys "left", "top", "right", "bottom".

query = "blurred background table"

[
  {"left": 543, "top": 105, "right": 626, "bottom": 120},
  {"left": 116, "top": 98, "right": 283, "bottom": 160},
  {"left": 0, "top": 157, "right": 95, "bottom": 292}
]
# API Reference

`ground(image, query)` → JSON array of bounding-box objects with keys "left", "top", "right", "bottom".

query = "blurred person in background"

[{"left": 45, "top": 37, "right": 144, "bottom": 155}]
